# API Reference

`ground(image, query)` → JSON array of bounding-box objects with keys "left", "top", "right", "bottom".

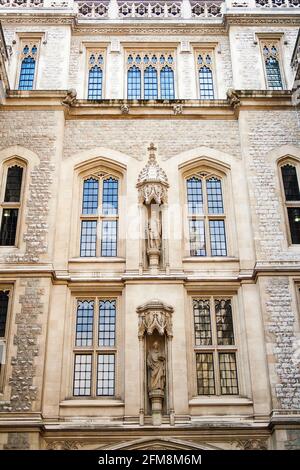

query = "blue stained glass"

[
  {"left": 127, "top": 66, "right": 141, "bottom": 99},
  {"left": 144, "top": 66, "right": 158, "bottom": 100},
  {"left": 160, "top": 66, "right": 175, "bottom": 99},
  {"left": 88, "top": 65, "right": 103, "bottom": 99},
  {"left": 18, "top": 56, "right": 36, "bottom": 90},
  {"left": 199, "top": 66, "right": 214, "bottom": 99}
]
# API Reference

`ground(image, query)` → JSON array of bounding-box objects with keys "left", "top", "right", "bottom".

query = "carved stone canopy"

[
  {"left": 137, "top": 143, "right": 169, "bottom": 205},
  {"left": 137, "top": 299, "right": 173, "bottom": 338}
]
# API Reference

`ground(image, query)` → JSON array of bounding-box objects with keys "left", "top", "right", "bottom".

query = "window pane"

[
  {"left": 73, "top": 354, "right": 92, "bottom": 396},
  {"left": 88, "top": 66, "right": 102, "bottom": 100},
  {"left": 82, "top": 178, "right": 99, "bottom": 215},
  {"left": 209, "top": 220, "right": 227, "bottom": 256},
  {"left": 187, "top": 177, "right": 203, "bottom": 215},
  {"left": 196, "top": 353, "right": 215, "bottom": 395},
  {"left": 80, "top": 220, "right": 97, "bottom": 257},
  {"left": 98, "top": 300, "right": 116, "bottom": 347},
  {"left": 189, "top": 220, "right": 206, "bottom": 256},
  {"left": 0, "top": 291, "right": 9, "bottom": 338},
  {"left": 193, "top": 299, "right": 212, "bottom": 346},
  {"left": 4, "top": 166, "right": 23, "bottom": 202},
  {"left": 102, "top": 178, "right": 118, "bottom": 215},
  {"left": 288, "top": 208, "right": 300, "bottom": 244},
  {"left": 215, "top": 299, "right": 234, "bottom": 345},
  {"left": 128, "top": 66, "right": 141, "bottom": 99},
  {"left": 75, "top": 300, "right": 94, "bottom": 347},
  {"left": 160, "top": 66, "right": 175, "bottom": 99},
  {"left": 199, "top": 66, "right": 214, "bottom": 99},
  {"left": 97, "top": 354, "right": 115, "bottom": 396},
  {"left": 0, "top": 209, "right": 18, "bottom": 246},
  {"left": 219, "top": 353, "right": 239, "bottom": 395},
  {"left": 144, "top": 66, "right": 158, "bottom": 100},
  {"left": 18, "top": 57, "right": 36, "bottom": 91},
  {"left": 206, "top": 178, "right": 224, "bottom": 214},
  {"left": 101, "top": 220, "right": 117, "bottom": 257},
  {"left": 265, "top": 57, "right": 283, "bottom": 90},
  {"left": 281, "top": 165, "right": 300, "bottom": 201}
]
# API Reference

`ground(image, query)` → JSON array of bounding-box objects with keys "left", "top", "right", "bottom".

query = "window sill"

[
  {"left": 69, "top": 257, "right": 125, "bottom": 263},
  {"left": 60, "top": 399, "right": 124, "bottom": 408},
  {"left": 183, "top": 257, "right": 239, "bottom": 263},
  {"left": 189, "top": 397, "right": 252, "bottom": 406}
]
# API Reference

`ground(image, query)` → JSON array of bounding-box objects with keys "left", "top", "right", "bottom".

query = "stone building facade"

[{"left": 0, "top": 0, "right": 299, "bottom": 451}]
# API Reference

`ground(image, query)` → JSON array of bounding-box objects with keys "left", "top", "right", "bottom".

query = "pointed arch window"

[
  {"left": 196, "top": 52, "right": 215, "bottom": 99},
  {"left": 18, "top": 42, "right": 38, "bottom": 91},
  {"left": 0, "top": 161, "right": 25, "bottom": 246},
  {"left": 87, "top": 51, "right": 104, "bottom": 100},
  {"left": 126, "top": 51, "right": 175, "bottom": 99},
  {"left": 186, "top": 173, "right": 227, "bottom": 257},
  {"left": 280, "top": 161, "right": 300, "bottom": 244},
  {"left": 262, "top": 42, "right": 283, "bottom": 90},
  {"left": 80, "top": 173, "right": 119, "bottom": 257}
]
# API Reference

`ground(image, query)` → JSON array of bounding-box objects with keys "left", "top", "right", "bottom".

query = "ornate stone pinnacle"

[{"left": 148, "top": 143, "right": 157, "bottom": 162}]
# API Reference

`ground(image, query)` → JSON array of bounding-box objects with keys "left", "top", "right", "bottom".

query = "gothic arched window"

[
  {"left": 262, "top": 43, "right": 283, "bottom": 90},
  {"left": 160, "top": 65, "right": 175, "bottom": 99},
  {"left": 197, "top": 52, "right": 215, "bottom": 99},
  {"left": 280, "top": 161, "right": 300, "bottom": 244},
  {"left": 87, "top": 51, "right": 104, "bottom": 99},
  {"left": 186, "top": 174, "right": 227, "bottom": 257},
  {"left": 18, "top": 43, "right": 38, "bottom": 90}
]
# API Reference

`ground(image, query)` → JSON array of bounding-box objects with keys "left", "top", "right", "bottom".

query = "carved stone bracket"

[
  {"left": 137, "top": 299, "right": 173, "bottom": 338},
  {"left": 137, "top": 143, "right": 169, "bottom": 205},
  {"left": 61, "top": 88, "right": 77, "bottom": 106},
  {"left": 226, "top": 88, "right": 241, "bottom": 108}
]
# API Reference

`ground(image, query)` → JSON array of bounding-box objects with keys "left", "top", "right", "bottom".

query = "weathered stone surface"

[{"left": 4, "top": 433, "right": 30, "bottom": 450}]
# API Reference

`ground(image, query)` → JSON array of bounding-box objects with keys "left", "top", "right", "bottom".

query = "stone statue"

[
  {"left": 147, "top": 341, "right": 165, "bottom": 392},
  {"left": 147, "top": 214, "right": 161, "bottom": 251},
  {"left": 226, "top": 88, "right": 240, "bottom": 108},
  {"left": 62, "top": 88, "right": 77, "bottom": 106}
]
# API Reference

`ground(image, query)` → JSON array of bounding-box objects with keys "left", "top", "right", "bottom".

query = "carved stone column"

[
  {"left": 137, "top": 299, "right": 174, "bottom": 426},
  {"left": 136, "top": 143, "right": 169, "bottom": 274}
]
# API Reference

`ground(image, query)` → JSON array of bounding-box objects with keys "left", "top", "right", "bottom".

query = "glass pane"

[
  {"left": 199, "top": 66, "right": 214, "bottom": 99},
  {"left": 144, "top": 66, "right": 158, "bottom": 100},
  {"left": 189, "top": 219, "right": 206, "bottom": 256},
  {"left": 215, "top": 299, "right": 234, "bottom": 345},
  {"left": 98, "top": 300, "right": 116, "bottom": 347},
  {"left": 265, "top": 57, "right": 283, "bottom": 90},
  {"left": 80, "top": 220, "right": 97, "bottom": 257},
  {"left": 97, "top": 353, "right": 115, "bottom": 396},
  {"left": 160, "top": 66, "right": 175, "bottom": 99},
  {"left": 4, "top": 166, "right": 23, "bottom": 202},
  {"left": 196, "top": 353, "right": 215, "bottom": 395},
  {"left": 193, "top": 299, "right": 212, "bottom": 346},
  {"left": 206, "top": 178, "right": 224, "bottom": 214},
  {"left": 102, "top": 178, "right": 118, "bottom": 215},
  {"left": 219, "top": 353, "right": 239, "bottom": 395},
  {"left": 209, "top": 220, "right": 227, "bottom": 256},
  {"left": 73, "top": 354, "right": 92, "bottom": 396},
  {"left": 0, "top": 209, "right": 18, "bottom": 246},
  {"left": 288, "top": 208, "right": 300, "bottom": 244},
  {"left": 75, "top": 300, "right": 94, "bottom": 347},
  {"left": 128, "top": 66, "right": 141, "bottom": 99},
  {"left": 82, "top": 178, "right": 99, "bottom": 215},
  {"left": 187, "top": 177, "right": 203, "bottom": 215},
  {"left": 0, "top": 291, "right": 9, "bottom": 338},
  {"left": 101, "top": 220, "right": 117, "bottom": 257},
  {"left": 18, "top": 57, "right": 36, "bottom": 91},
  {"left": 281, "top": 165, "right": 300, "bottom": 201},
  {"left": 88, "top": 65, "right": 103, "bottom": 99}
]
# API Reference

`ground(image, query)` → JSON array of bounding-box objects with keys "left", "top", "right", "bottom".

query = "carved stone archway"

[{"left": 137, "top": 299, "right": 174, "bottom": 426}]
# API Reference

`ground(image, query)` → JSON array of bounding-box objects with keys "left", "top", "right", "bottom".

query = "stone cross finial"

[{"left": 148, "top": 143, "right": 157, "bottom": 162}]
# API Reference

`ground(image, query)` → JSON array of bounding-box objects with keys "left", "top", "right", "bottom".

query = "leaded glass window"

[
  {"left": 0, "top": 163, "right": 24, "bottom": 246},
  {"left": 196, "top": 52, "right": 215, "bottom": 99},
  {"left": 186, "top": 174, "right": 227, "bottom": 257},
  {"left": 80, "top": 174, "right": 119, "bottom": 257},
  {"left": 73, "top": 297, "right": 117, "bottom": 397},
  {"left": 87, "top": 51, "right": 104, "bottom": 99},
  {"left": 262, "top": 42, "right": 283, "bottom": 90},
  {"left": 126, "top": 51, "right": 175, "bottom": 99},
  {"left": 193, "top": 297, "right": 238, "bottom": 396},
  {"left": 280, "top": 163, "right": 300, "bottom": 244},
  {"left": 18, "top": 43, "right": 38, "bottom": 90}
]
